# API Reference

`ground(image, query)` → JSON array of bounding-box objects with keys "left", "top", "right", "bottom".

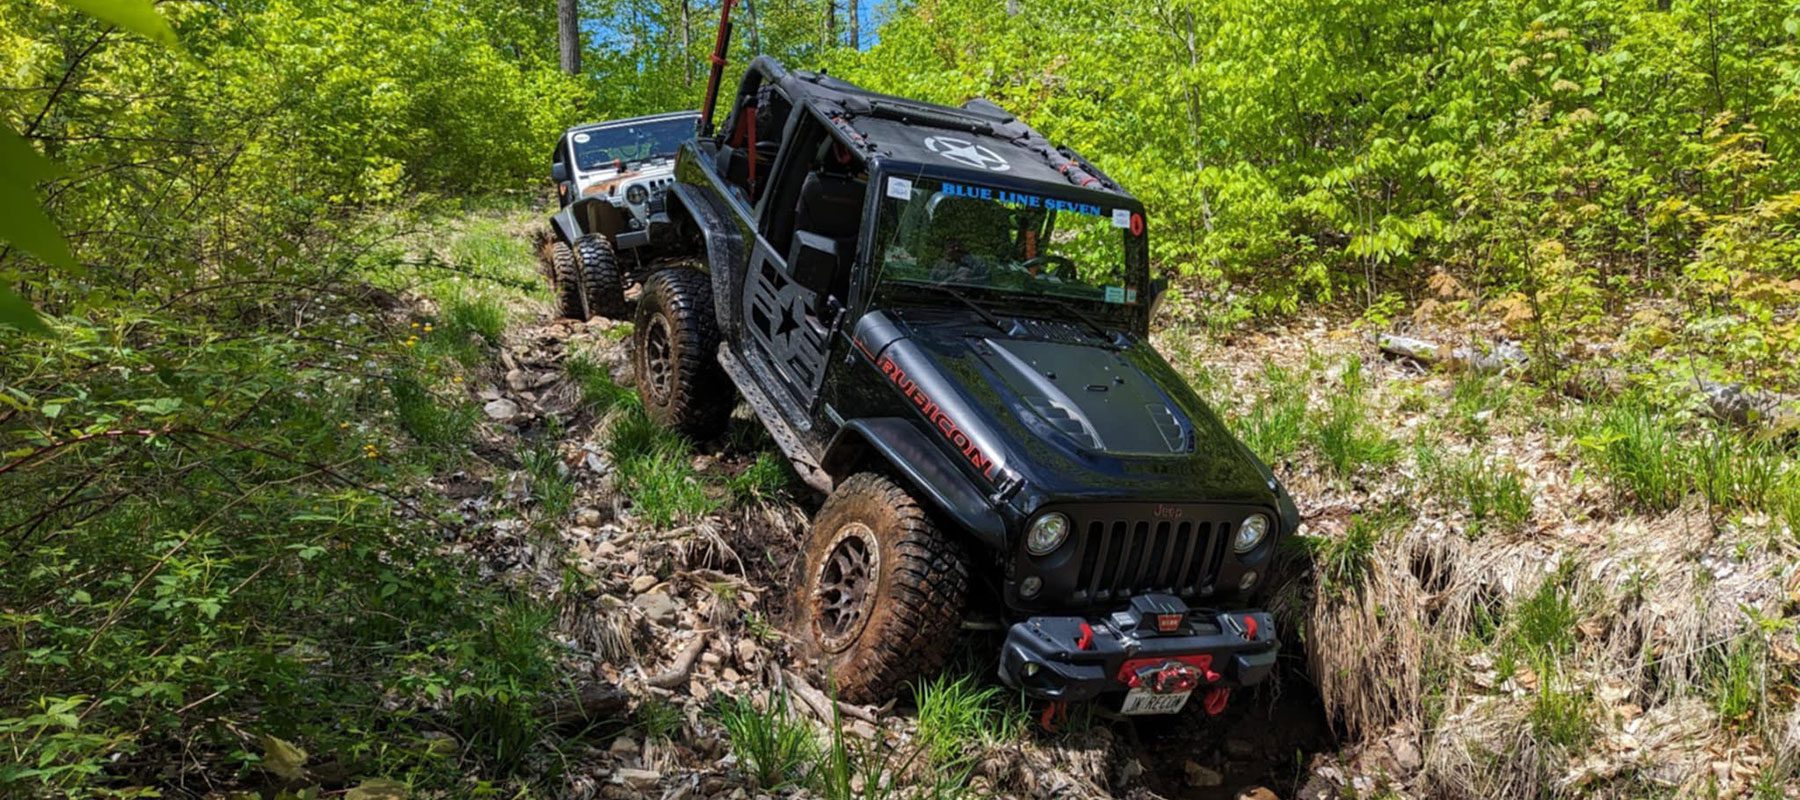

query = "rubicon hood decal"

[{"left": 858, "top": 337, "right": 1001, "bottom": 482}]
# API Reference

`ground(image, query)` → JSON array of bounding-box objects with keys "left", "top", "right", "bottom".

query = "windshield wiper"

[
  {"left": 907, "top": 282, "right": 1011, "bottom": 334},
  {"left": 1037, "top": 297, "right": 1124, "bottom": 345}
]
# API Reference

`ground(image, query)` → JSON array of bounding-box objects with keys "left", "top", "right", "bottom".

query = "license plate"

[{"left": 1120, "top": 687, "right": 1191, "bottom": 715}]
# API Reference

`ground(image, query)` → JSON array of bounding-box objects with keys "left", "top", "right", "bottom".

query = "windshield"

[
  {"left": 571, "top": 117, "right": 695, "bottom": 172},
  {"left": 870, "top": 175, "right": 1148, "bottom": 312}
]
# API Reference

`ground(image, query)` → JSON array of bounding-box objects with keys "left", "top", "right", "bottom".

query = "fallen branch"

[
  {"left": 784, "top": 669, "right": 877, "bottom": 725},
  {"left": 538, "top": 683, "right": 630, "bottom": 727},
  {"left": 646, "top": 630, "right": 712, "bottom": 689}
]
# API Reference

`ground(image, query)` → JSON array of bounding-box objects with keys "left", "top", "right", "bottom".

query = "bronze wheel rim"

[
  {"left": 643, "top": 314, "right": 674, "bottom": 403},
  {"left": 812, "top": 522, "right": 880, "bottom": 654}
]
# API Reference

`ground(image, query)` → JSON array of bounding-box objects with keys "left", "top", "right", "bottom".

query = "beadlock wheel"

[{"left": 811, "top": 522, "right": 881, "bottom": 654}]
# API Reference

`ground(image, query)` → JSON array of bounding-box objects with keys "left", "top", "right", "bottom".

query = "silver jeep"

[{"left": 545, "top": 111, "right": 698, "bottom": 320}]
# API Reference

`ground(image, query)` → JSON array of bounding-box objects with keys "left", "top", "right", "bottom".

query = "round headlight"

[
  {"left": 1025, "top": 512, "right": 1070, "bottom": 556},
  {"left": 1234, "top": 514, "right": 1271, "bottom": 553},
  {"left": 626, "top": 184, "right": 649, "bottom": 205}
]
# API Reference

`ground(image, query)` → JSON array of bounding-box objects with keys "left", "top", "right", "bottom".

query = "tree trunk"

[
  {"left": 557, "top": 0, "right": 581, "bottom": 75},
  {"left": 847, "top": 0, "right": 859, "bottom": 49},
  {"left": 824, "top": 0, "right": 836, "bottom": 50},
  {"left": 681, "top": 0, "right": 693, "bottom": 86}
]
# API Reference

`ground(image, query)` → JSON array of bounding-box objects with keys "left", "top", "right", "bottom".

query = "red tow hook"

[
  {"left": 1038, "top": 699, "right": 1069, "bottom": 732},
  {"left": 1203, "top": 686, "right": 1231, "bottom": 715}
]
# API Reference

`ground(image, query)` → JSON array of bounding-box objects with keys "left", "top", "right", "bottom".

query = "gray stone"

[
  {"left": 633, "top": 591, "right": 678, "bottom": 625},
  {"left": 482, "top": 398, "right": 519, "bottom": 420},
  {"left": 1185, "top": 761, "right": 1223, "bottom": 787}
]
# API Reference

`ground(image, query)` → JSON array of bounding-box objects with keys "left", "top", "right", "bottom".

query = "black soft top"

[{"left": 748, "top": 57, "right": 1134, "bottom": 203}]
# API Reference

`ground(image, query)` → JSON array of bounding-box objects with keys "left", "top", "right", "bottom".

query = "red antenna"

[{"left": 698, "top": 0, "right": 739, "bottom": 137}]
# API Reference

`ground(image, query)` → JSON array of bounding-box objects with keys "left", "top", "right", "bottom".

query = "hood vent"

[{"left": 1026, "top": 396, "right": 1097, "bottom": 449}]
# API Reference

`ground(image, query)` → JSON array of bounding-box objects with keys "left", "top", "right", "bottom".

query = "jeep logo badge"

[
  {"left": 924, "top": 136, "right": 1010, "bottom": 172},
  {"left": 1153, "top": 505, "right": 1184, "bottom": 519}
]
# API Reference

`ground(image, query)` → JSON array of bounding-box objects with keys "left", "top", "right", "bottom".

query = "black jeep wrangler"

[{"left": 632, "top": 51, "right": 1298, "bottom": 715}]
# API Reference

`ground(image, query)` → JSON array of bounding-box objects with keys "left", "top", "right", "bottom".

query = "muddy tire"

[
  {"left": 632, "top": 268, "right": 732, "bottom": 440},
  {"left": 550, "top": 240, "right": 588, "bottom": 320},
  {"left": 802, "top": 472, "right": 968, "bottom": 704},
  {"left": 577, "top": 233, "right": 630, "bottom": 320}
]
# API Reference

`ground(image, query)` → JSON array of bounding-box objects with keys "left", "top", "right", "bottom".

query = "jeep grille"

[{"left": 1070, "top": 513, "right": 1232, "bottom": 604}]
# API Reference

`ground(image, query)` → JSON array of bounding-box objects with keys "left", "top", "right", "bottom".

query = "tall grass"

[
  {"left": 1415, "top": 443, "right": 1532, "bottom": 537},
  {"left": 718, "top": 695, "right": 817, "bottom": 790},
  {"left": 1234, "top": 361, "right": 1309, "bottom": 463},
  {"left": 1579, "top": 396, "right": 1797, "bottom": 522},
  {"left": 1314, "top": 357, "right": 1399, "bottom": 478},
  {"left": 912, "top": 673, "right": 1021, "bottom": 767}
]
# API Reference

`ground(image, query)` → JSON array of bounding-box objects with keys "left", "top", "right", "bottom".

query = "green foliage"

[
  {"left": 1309, "top": 507, "right": 1406, "bottom": 598},
  {"left": 718, "top": 694, "right": 817, "bottom": 790},
  {"left": 606, "top": 407, "right": 719, "bottom": 526},
  {"left": 566, "top": 353, "right": 637, "bottom": 412},
  {"left": 1415, "top": 444, "right": 1533, "bottom": 538},
  {"left": 912, "top": 672, "right": 1017, "bottom": 767},
  {"left": 635, "top": 697, "right": 686, "bottom": 740},
  {"left": 728, "top": 452, "right": 795, "bottom": 503},
  {"left": 1709, "top": 636, "right": 1766, "bottom": 727},
  {"left": 1577, "top": 396, "right": 1795, "bottom": 521},
  {"left": 1312, "top": 358, "right": 1399, "bottom": 478},
  {"left": 1232, "top": 361, "right": 1309, "bottom": 463},
  {"left": 522, "top": 442, "right": 575, "bottom": 522}
]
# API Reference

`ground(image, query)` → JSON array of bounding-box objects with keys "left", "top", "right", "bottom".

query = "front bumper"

[{"left": 997, "top": 599, "right": 1278, "bottom": 703}]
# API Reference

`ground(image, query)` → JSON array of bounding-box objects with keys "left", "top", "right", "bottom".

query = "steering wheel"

[{"left": 1019, "top": 254, "right": 1078, "bottom": 280}]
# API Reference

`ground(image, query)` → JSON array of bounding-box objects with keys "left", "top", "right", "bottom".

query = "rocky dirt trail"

[{"left": 428, "top": 278, "right": 1345, "bottom": 799}]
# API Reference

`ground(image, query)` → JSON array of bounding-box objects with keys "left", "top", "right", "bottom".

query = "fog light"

[
  {"left": 1239, "top": 571, "right": 1258, "bottom": 590},
  {"left": 1234, "top": 513, "right": 1271, "bottom": 553},
  {"left": 1026, "top": 512, "right": 1070, "bottom": 556},
  {"left": 626, "top": 184, "right": 649, "bottom": 205},
  {"left": 1019, "top": 576, "right": 1042, "bottom": 598},
  {"left": 1022, "top": 662, "right": 1040, "bottom": 678}
]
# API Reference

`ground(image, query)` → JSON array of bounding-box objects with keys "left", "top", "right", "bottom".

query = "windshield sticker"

[
  {"left": 572, "top": 133, "right": 591, "bottom": 143},
  {"left": 940, "top": 182, "right": 1107, "bottom": 217},
  {"left": 1104, "top": 286, "right": 1127, "bottom": 304},
  {"left": 1112, "top": 209, "right": 1131, "bottom": 228},
  {"left": 887, "top": 176, "right": 914, "bottom": 200},
  {"left": 924, "top": 136, "right": 1011, "bottom": 172}
]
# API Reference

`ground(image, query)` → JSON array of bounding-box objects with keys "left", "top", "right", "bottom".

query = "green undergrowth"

[
  {"left": 1577, "top": 395, "right": 1800, "bottom": 530},
  {"left": 717, "top": 686, "right": 978, "bottom": 799},
  {"left": 0, "top": 204, "right": 571, "bottom": 794},
  {"left": 573, "top": 349, "right": 798, "bottom": 519}
]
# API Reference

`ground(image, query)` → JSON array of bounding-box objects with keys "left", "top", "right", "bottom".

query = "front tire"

[
  {"left": 631, "top": 268, "right": 732, "bottom": 440},
  {"left": 577, "top": 233, "right": 629, "bottom": 320},
  {"left": 802, "top": 472, "right": 968, "bottom": 704},
  {"left": 550, "top": 240, "right": 588, "bottom": 320}
]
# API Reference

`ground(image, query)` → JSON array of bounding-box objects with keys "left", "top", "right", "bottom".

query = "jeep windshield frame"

[
  {"left": 862, "top": 163, "right": 1151, "bottom": 336},
  {"left": 569, "top": 114, "right": 699, "bottom": 175}
]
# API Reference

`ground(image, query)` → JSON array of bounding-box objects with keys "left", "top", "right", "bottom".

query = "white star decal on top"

[{"left": 924, "top": 136, "right": 1011, "bottom": 172}]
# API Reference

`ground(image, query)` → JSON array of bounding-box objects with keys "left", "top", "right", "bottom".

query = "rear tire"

[
  {"left": 550, "top": 240, "right": 588, "bottom": 320},
  {"left": 802, "top": 472, "right": 968, "bottom": 704},
  {"left": 631, "top": 268, "right": 732, "bottom": 440},
  {"left": 577, "top": 233, "right": 630, "bottom": 320}
]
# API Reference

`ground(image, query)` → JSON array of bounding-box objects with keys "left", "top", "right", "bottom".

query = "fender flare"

[
  {"left": 664, "top": 183, "right": 747, "bottom": 336},
  {"left": 549, "top": 197, "right": 629, "bottom": 246},
  {"left": 821, "top": 418, "right": 1007, "bottom": 552}
]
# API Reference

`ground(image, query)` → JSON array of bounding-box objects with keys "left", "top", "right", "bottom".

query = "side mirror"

[
  {"left": 1149, "top": 276, "right": 1171, "bottom": 320},
  {"left": 789, "top": 231, "right": 839, "bottom": 308},
  {"left": 551, "top": 162, "right": 571, "bottom": 184}
]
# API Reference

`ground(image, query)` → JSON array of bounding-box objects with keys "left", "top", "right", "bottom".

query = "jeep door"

[{"left": 740, "top": 108, "right": 868, "bottom": 415}]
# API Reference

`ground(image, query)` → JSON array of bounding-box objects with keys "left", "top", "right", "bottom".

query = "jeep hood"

[{"left": 852, "top": 309, "right": 1279, "bottom": 507}]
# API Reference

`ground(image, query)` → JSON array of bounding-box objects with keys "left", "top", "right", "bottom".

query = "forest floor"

[{"left": 389, "top": 204, "right": 1798, "bottom": 799}]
